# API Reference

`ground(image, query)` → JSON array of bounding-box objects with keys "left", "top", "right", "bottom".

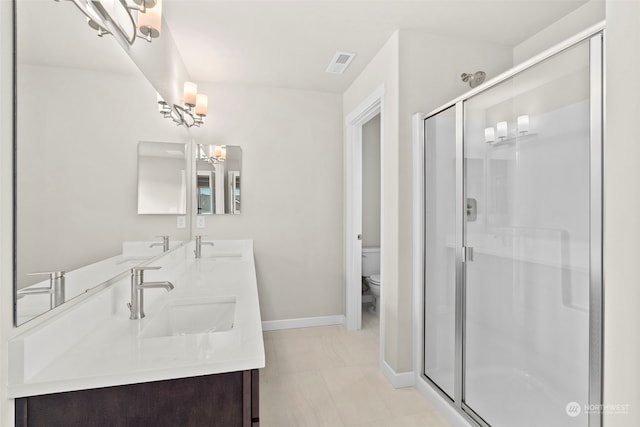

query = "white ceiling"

[
  {"left": 19, "top": 1, "right": 590, "bottom": 94},
  {"left": 163, "top": 0, "right": 590, "bottom": 93}
]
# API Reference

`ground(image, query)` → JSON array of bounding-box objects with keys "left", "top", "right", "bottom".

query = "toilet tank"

[{"left": 362, "top": 247, "right": 380, "bottom": 276}]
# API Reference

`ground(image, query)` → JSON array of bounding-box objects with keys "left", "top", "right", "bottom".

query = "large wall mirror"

[
  {"left": 14, "top": 0, "right": 191, "bottom": 325},
  {"left": 196, "top": 144, "right": 242, "bottom": 215}
]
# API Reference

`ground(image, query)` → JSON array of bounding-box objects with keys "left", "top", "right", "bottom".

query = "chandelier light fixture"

[
  {"left": 56, "top": 0, "right": 163, "bottom": 45},
  {"left": 157, "top": 82, "right": 208, "bottom": 128}
]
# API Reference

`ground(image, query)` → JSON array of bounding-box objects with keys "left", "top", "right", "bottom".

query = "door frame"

[{"left": 345, "top": 85, "right": 383, "bottom": 331}]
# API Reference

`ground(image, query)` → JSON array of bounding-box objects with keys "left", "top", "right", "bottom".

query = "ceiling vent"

[{"left": 326, "top": 51, "right": 355, "bottom": 74}]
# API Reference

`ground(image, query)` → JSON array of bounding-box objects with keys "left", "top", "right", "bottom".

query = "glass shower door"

[
  {"left": 423, "top": 106, "right": 457, "bottom": 399},
  {"left": 463, "top": 40, "right": 592, "bottom": 427}
]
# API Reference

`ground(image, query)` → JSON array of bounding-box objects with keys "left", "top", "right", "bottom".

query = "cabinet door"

[{"left": 16, "top": 370, "right": 259, "bottom": 427}]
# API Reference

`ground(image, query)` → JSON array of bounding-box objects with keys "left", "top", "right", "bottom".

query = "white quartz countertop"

[{"left": 8, "top": 240, "right": 265, "bottom": 398}]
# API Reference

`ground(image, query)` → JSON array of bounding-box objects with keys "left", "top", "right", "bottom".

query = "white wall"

[
  {"left": 604, "top": 1, "right": 640, "bottom": 425},
  {"left": 188, "top": 84, "right": 344, "bottom": 322},
  {"left": 362, "top": 113, "right": 381, "bottom": 248},
  {"left": 512, "top": 0, "right": 605, "bottom": 64}
]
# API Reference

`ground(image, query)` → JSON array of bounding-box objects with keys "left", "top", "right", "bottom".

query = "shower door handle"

[
  {"left": 466, "top": 198, "right": 477, "bottom": 222},
  {"left": 462, "top": 246, "right": 474, "bottom": 262}
]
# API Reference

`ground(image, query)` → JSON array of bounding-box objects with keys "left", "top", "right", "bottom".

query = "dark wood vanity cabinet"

[{"left": 15, "top": 369, "right": 259, "bottom": 427}]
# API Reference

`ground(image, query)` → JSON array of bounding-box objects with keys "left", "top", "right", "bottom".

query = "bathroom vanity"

[
  {"left": 15, "top": 370, "right": 259, "bottom": 427},
  {"left": 9, "top": 240, "right": 264, "bottom": 427}
]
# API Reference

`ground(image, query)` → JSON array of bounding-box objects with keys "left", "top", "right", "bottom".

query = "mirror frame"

[{"left": 12, "top": 0, "right": 18, "bottom": 326}]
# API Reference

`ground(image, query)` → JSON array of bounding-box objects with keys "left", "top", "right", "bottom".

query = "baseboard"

[
  {"left": 261, "top": 315, "right": 345, "bottom": 331},
  {"left": 381, "top": 359, "right": 415, "bottom": 388},
  {"left": 415, "top": 377, "right": 472, "bottom": 427}
]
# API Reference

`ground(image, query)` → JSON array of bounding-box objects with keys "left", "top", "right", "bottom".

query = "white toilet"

[{"left": 362, "top": 247, "right": 381, "bottom": 312}]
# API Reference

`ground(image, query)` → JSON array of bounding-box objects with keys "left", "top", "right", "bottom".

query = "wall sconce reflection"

[
  {"left": 517, "top": 115, "right": 529, "bottom": 134},
  {"left": 199, "top": 145, "right": 227, "bottom": 165},
  {"left": 484, "top": 115, "right": 531, "bottom": 144},
  {"left": 496, "top": 121, "right": 508, "bottom": 140}
]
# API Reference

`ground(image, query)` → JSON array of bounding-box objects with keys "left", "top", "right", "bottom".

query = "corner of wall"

[
  {"left": 512, "top": 0, "right": 605, "bottom": 65},
  {"left": 603, "top": 1, "right": 640, "bottom": 425}
]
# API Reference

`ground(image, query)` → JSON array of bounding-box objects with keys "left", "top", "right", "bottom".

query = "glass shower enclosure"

[{"left": 421, "top": 30, "right": 602, "bottom": 427}]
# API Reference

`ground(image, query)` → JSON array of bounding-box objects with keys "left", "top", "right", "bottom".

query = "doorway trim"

[{"left": 345, "top": 85, "right": 383, "bottom": 331}]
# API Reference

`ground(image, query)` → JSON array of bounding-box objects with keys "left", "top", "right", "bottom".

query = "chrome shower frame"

[{"left": 412, "top": 21, "right": 604, "bottom": 427}]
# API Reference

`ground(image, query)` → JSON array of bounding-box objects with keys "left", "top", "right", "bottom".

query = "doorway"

[
  {"left": 345, "top": 86, "right": 383, "bottom": 331},
  {"left": 361, "top": 114, "right": 381, "bottom": 317}
]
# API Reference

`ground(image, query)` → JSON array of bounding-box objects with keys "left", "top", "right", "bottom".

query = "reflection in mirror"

[
  {"left": 14, "top": 0, "right": 191, "bottom": 326},
  {"left": 15, "top": 0, "right": 139, "bottom": 325},
  {"left": 196, "top": 171, "right": 214, "bottom": 215},
  {"left": 196, "top": 145, "right": 242, "bottom": 215},
  {"left": 137, "top": 142, "right": 188, "bottom": 215}
]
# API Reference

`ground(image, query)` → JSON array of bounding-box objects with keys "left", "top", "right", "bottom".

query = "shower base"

[{"left": 463, "top": 367, "right": 586, "bottom": 427}]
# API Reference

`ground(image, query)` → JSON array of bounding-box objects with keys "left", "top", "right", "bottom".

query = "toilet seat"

[{"left": 369, "top": 274, "right": 381, "bottom": 285}]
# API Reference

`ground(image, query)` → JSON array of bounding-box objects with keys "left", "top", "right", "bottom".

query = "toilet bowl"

[
  {"left": 362, "top": 247, "right": 381, "bottom": 312},
  {"left": 368, "top": 274, "right": 381, "bottom": 297},
  {"left": 366, "top": 274, "right": 381, "bottom": 313}
]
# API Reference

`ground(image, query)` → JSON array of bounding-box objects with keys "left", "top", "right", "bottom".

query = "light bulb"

[
  {"left": 484, "top": 127, "right": 495, "bottom": 143},
  {"left": 183, "top": 82, "right": 197, "bottom": 107},
  {"left": 195, "top": 94, "right": 208, "bottom": 116},
  {"left": 136, "top": 0, "right": 162, "bottom": 39},
  {"left": 496, "top": 121, "right": 508, "bottom": 139},
  {"left": 517, "top": 115, "right": 529, "bottom": 134}
]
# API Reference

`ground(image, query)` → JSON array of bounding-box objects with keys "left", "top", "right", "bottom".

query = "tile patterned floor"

[{"left": 260, "top": 307, "right": 452, "bottom": 427}]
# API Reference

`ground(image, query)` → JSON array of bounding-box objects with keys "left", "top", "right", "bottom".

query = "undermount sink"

[{"left": 141, "top": 296, "right": 236, "bottom": 338}]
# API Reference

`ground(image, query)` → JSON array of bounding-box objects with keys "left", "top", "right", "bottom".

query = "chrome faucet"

[
  {"left": 128, "top": 266, "right": 174, "bottom": 320},
  {"left": 149, "top": 235, "right": 170, "bottom": 252},
  {"left": 194, "top": 235, "right": 215, "bottom": 258},
  {"left": 18, "top": 271, "right": 66, "bottom": 309}
]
